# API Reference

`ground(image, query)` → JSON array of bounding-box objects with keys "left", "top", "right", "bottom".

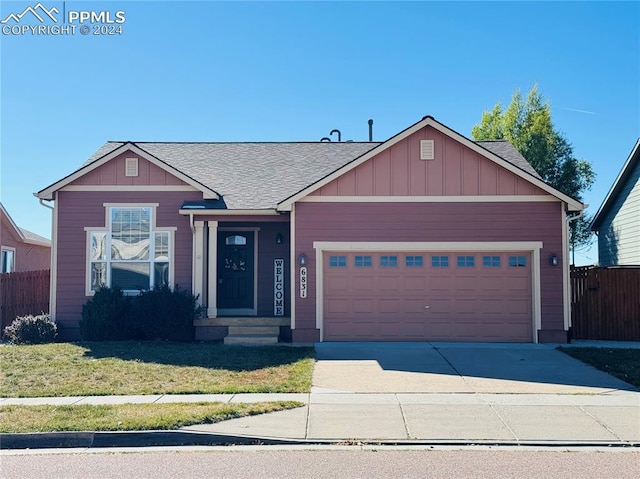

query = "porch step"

[
  {"left": 224, "top": 334, "right": 279, "bottom": 345},
  {"left": 228, "top": 326, "right": 280, "bottom": 336},
  {"left": 195, "top": 317, "right": 290, "bottom": 327}
]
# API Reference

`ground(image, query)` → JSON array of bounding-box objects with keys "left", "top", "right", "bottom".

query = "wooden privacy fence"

[
  {"left": 0, "top": 270, "right": 50, "bottom": 333},
  {"left": 571, "top": 266, "right": 640, "bottom": 341}
]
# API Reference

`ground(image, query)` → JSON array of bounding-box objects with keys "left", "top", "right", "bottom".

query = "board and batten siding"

[
  {"left": 55, "top": 190, "right": 201, "bottom": 339},
  {"left": 311, "top": 126, "right": 548, "bottom": 197},
  {"left": 597, "top": 159, "right": 640, "bottom": 266},
  {"left": 293, "top": 201, "right": 565, "bottom": 343},
  {"left": 72, "top": 152, "right": 190, "bottom": 186}
]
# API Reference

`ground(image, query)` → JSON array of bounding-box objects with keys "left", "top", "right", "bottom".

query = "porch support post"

[
  {"left": 193, "top": 221, "right": 205, "bottom": 307},
  {"left": 207, "top": 220, "right": 218, "bottom": 318}
]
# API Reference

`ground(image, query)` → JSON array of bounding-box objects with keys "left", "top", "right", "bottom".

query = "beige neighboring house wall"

[{"left": 0, "top": 203, "right": 51, "bottom": 273}]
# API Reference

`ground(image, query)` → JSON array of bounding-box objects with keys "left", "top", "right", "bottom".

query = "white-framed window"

[
  {"left": 86, "top": 205, "right": 173, "bottom": 294},
  {"left": 1, "top": 247, "right": 16, "bottom": 273}
]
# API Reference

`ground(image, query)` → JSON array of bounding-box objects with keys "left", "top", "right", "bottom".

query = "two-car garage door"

[{"left": 323, "top": 251, "right": 532, "bottom": 342}]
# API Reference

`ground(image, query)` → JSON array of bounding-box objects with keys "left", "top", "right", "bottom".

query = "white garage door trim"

[{"left": 313, "top": 241, "right": 543, "bottom": 343}]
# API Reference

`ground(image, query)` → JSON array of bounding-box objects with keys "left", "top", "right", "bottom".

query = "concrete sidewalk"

[
  {"left": 181, "top": 391, "right": 639, "bottom": 444},
  {"left": 4, "top": 391, "right": 635, "bottom": 445}
]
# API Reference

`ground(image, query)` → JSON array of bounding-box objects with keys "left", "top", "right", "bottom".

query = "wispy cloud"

[{"left": 558, "top": 106, "right": 596, "bottom": 115}]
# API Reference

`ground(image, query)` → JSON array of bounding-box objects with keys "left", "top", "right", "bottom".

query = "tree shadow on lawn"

[{"left": 79, "top": 341, "right": 314, "bottom": 371}]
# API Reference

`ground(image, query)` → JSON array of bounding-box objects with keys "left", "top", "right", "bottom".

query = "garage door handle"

[{"left": 424, "top": 306, "right": 430, "bottom": 309}]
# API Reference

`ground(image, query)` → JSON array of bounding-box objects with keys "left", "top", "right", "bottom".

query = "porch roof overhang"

[{"left": 179, "top": 200, "right": 281, "bottom": 216}]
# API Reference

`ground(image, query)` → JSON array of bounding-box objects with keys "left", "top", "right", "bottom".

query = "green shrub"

[
  {"left": 80, "top": 287, "right": 131, "bottom": 341},
  {"left": 131, "top": 285, "right": 198, "bottom": 342},
  {"left": 81, "top": 286, "right": 198, "bottom": 342},
  {"left": 4, "top": 314, "right": 57, "bottom": 345}
]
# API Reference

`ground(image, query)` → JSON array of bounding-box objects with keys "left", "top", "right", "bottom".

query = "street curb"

[{"left": 1, "top": 431, "right": 638, "bottom": 450}]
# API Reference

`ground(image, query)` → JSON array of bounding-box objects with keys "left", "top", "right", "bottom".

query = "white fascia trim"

[
  {"left": 312, "top": 241, "right": 543, "bottom": 252},
  {"left": 36, "top": 143, "right": 219, "bottom": 201},
  {"left": 0, "top": 203, "right": 26, "bottom": 242},
  {"left": 62, "top": 185, "right": 198, "bottom": 193},
  {"left": 277, "top": 116, "right": 584, "bottom": 212},
  {"left": 299, "top": 195, "right": 559, "bottom": 203},
  {"left": 290, "top": 204, "right": 296, "bottom": 330},
  {"left": 179, "top": 209, "right": 280, "bottom": 216},
  {"left": 591, "top": 138, "right": 640, "bottom": 229},
  {"left": 50, "top": 192, "right": 59, "bottom": 321},
  {"left": 562, "top": 206, "right": 570, "bottom": 330},
  {"left": 313, "top": 241, "right": 543, "bottom": 343}
]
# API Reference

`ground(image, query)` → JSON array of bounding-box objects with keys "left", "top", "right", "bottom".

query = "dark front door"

[{"left": 217, "top": 232, "right": 255, "bottom": 310}]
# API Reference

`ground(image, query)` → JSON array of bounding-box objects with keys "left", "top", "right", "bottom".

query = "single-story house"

[
  {"left": 36, "top": 116, "right": 584, "bottom": 344},
  {"left": 591, "top": 138, "right": 640, "bottom": 266},
  {"left": 0, "top": 202, "right": 51, "bottom": 273}
]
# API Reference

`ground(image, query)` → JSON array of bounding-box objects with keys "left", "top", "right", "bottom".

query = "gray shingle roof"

[
  {"left": 84, "top": 138, "right": 540, "bottom": 209},
  {"left": 476, "top": 140, "right": 541, "bottom": 179},
  {"left": 19, "top": 228, "right": 51, "bottom": 245}
]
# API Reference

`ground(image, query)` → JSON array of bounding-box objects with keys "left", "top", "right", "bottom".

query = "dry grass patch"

[
  {"left": 0, "top": 342, "right": 314, "bottom": 397},
  {"left": 0, "top": 401, "right": 303, "bottom": 433}
]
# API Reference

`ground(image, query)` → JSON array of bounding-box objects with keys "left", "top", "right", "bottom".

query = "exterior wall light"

[
  {"left": 298, "top": 253, "right": 307, "bottom": 266},
  {"left": 276, "top": 233, "right": 283, "bottom": 244},
  {"left": 550, "top": 254, "right": 558, "bottom": 266}
]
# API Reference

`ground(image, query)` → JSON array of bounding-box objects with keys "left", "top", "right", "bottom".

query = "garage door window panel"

[
  {"left": 355, "top": 255, "right": 372, "bottom": 267},
  {"left": 405, "top": 255, "right": 423, "bottom": 267},
  {"left": 432, "top": 255, "right": 449, "bottom": 267},
  {"left": 457, "top": 256, "right": 475, "bottom": 267},
  {"left": 380, "top": 255, "right": 397, "bottom": 267},
  {"left": 482, "top": 256, "right": 501, "bottom": 267},
  {"left": 509, "top": 255, "right": 527, "bottom": 267},
  {"left": 329, "top": 255, "right": 346, "bottom": 267}
]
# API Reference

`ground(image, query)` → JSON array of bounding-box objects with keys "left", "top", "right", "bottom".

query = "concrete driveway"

[{"left": 313, "top": 342, "right": 638, "bottom": 394}]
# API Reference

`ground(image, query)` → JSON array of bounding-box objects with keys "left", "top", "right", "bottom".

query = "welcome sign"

[{"left": 274, "top": 259, "right": 285, "bottom": 316}]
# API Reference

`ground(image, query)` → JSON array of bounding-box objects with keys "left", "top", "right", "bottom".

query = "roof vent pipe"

[
  {"left": 320, "top": 137, "right": 331, "bottom": 142},
  {"left": 368, "top": 119, "right": 373, "bottom": 141},
  {"left": 330, "top": 129, "right": 341, "bottom": 142}
]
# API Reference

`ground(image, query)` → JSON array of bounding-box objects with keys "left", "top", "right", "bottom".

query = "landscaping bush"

[
  {"left": 4, "top": 314, "right": 57, "bottom": 345},
  {"left": 80, "top": 287, "right": 131, "bottom": 341},
  {"left": 80, "top": 285, "right": 199, "bottom": 342},
  {"left": 130, "top": 285, "right": 198, "bottom": 342}
]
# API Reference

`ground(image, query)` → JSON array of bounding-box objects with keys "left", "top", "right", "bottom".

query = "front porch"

[
  {"left": 186, "top": 215, "right": 293, "bottom": 344},
  {"left": 194, "top": 316, "right": 291, "bottom": 344}
]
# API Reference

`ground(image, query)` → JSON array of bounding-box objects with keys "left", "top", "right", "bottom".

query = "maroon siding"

[
  {"left": 293, "top": 201, "right": 565, "bottom": 343},
  {"left": 55, "top": 190, "right": 201, "bottom": 339},
  {"left": 74, "top": 152, "right": 189, "bottom": 186},
  {"left": 312, "top": 126, "right": 548, "bottom": 197},
  {"left": 1, "top": 215, "right": 51, "bottom": 272}
]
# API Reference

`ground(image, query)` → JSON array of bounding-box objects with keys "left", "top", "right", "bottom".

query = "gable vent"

[
  {"left": 125, "top": 158, "right": 139, "bottom": 177},
  {"left": 420, "top": 140, "right": 435, "bottom": 160}
]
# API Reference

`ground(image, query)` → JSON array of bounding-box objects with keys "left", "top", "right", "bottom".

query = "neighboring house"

[
  {"left": 36, "top": 116, "right": 584, "bottom": 343},
  {"left": 0, "top": 203, "right": 51, "bottom": 273},
  {"left": 591, "top": 139, "right": 640, "bottom": 266}
]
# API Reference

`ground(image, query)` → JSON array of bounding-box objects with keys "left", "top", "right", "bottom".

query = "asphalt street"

[{"left": 2, "top": 447, "right": 639, "bottom": 479}]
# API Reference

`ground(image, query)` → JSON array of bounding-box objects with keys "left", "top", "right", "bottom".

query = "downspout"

[
  {"left": 39, "top": 198, "right": 54, "bottom": 211},
  {"left": 36, "top": 196, "right": 56, "bottom": 323},
  {"left": 564, "top": 206, "right": 586, "bottom": 342}
]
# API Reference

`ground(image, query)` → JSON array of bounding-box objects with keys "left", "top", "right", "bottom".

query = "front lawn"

[
  {"left": 0, "top": 401, "right": 302, "bottom": 433},
  {"left": 0, "top": 342, "right": 314, "bottom": 397},
  {"left": 557, "top": 347, "right": 640, "bottom": 388}
]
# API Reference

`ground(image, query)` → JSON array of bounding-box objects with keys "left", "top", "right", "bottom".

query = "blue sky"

[{"left": 1, "top": 0, "right": 639, "bottom": 265}]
